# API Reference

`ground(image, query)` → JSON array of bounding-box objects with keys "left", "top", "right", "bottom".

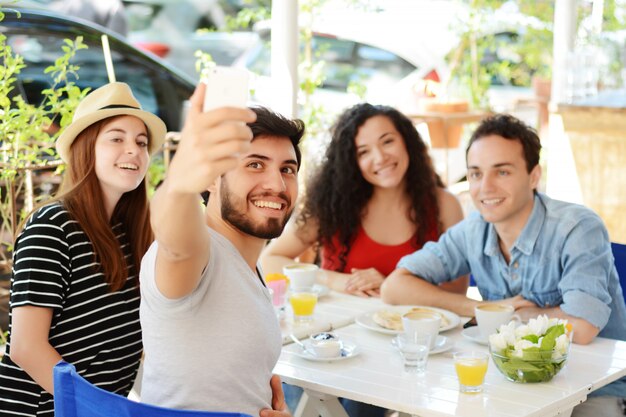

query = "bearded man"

[{"left": 139, "top": 83, "right": 304, "bottom": 417}]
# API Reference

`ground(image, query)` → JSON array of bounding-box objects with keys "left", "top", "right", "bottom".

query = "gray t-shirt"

[{"left": 139, "top": 228, "right": 281, "bottom": 416}]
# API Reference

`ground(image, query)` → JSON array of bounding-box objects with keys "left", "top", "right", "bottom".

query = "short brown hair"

[{"left": 466, "top": 114, "right": 541, "bottom": 172}]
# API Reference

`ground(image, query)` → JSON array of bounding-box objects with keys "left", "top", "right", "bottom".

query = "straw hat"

[{"left": 56, "top": 82, "right": 166, "bottom": 162}]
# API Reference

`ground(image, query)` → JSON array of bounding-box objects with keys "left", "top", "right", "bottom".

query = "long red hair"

[{"left": 57, "top": 116, "right": 153, "bottom": 291}]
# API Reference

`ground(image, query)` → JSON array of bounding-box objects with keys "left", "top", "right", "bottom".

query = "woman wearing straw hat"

[{"left": 0, "top": 82, "right": 166, "bottom": 416}]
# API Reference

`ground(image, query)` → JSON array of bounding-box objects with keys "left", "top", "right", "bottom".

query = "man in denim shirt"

[{"left": 381, "top": 114, "right": 626, "bottom": 416}]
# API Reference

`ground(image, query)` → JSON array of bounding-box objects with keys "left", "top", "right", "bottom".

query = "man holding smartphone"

[{"left": 139, "top": 82, "right": 304, "bottom": 417}]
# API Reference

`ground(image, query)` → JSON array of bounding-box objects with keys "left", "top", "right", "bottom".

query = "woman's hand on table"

[
  {"left": 346, "top": 268, "right": 385, "bottom": 297},
  {"left": 260, "top": 374, "right": 291, "bottom": 417}
]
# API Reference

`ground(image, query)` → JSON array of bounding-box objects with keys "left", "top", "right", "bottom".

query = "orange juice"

[
  {"left": 455, "top": 359, "right": 488, "bottom": 386},
  {"left": 289, "top": 292, "right": 317, "bottom": 318}
]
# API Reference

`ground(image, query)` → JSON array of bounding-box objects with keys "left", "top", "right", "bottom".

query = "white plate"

[
  {"left": 391, "top": 335, "right": 454, "bottom": 355},
  {"left": 355, "top": 306, "right": 461, "bottom": 335},
  {"left": 292, "top": 341, "right": 360, "bottom": 362},
  {"left": 461, "top": 326, "right": 489, "bottom": 345}
]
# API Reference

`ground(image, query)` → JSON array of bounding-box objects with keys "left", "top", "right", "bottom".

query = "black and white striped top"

[{"left": 0, "top": 203, "right": 143, "bottom": 416}]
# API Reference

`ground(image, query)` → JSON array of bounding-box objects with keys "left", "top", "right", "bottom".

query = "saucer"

[
  {"left": 391, "top": 335, "right": 453, "bottom": 355},
  {"left": 461, "top": 326, "right": 489, "bottom": 345},
  {"left": 293, "top": 341, "right": 360, "bottom": 362}
]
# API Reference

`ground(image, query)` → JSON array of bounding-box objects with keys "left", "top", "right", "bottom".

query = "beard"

[{"left": 220, "top": 177, "right": 293, "bottom": 239}]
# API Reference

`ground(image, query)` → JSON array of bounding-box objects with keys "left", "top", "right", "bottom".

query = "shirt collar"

[{"left": 483, "top": 193, "right": 546, "bottom": 257}]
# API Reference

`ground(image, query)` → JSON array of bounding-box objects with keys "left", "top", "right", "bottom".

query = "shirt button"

[
  {"left": 513, "top": 262, "right": 519, "bottom": 268},
  {"left": 511, "top": 274, "right": 518, "bottom": 280}
]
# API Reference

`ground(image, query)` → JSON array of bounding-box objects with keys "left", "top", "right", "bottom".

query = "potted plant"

[{"left": 0, "top": 14, "right": 90, "bottom": 277}]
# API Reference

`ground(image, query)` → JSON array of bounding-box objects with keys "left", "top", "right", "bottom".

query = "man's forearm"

[
  {"left": 515, "top": 305, "right": 599, "bottom": 345},
  {"left": 151, "top": 180, "right": 208, "bottom": 258},
  {"left": 381, "top": 269, "right": 478, "bottom": 316}
]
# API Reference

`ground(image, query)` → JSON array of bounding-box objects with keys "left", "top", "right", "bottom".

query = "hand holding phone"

[{"left": 202, "top": 66, "right": 250, "bottom": 112}]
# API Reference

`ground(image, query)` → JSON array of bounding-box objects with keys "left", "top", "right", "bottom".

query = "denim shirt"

[{"left": 398, "top": 193, "right": 626, "bottom": 397}]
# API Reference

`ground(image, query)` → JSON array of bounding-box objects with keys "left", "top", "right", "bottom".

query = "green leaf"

[
  {"left": 522, "top": 334, "right": 539, "bottom": 344},
  {"left": 540, "top": 324, "right": 565, "bottom": 351}
]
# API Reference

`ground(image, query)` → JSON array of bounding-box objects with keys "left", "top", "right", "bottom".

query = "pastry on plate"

[{"left": 372, "top": 307, "right": 450, "bottom": 330}]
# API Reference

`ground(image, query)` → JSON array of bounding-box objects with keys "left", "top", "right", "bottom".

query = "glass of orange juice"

[
  {"left": 289, "top": 288, "right": 318, "bottom": 322},
  {"left": 453, "top": 351, "right": 489, "bottom": 393}
]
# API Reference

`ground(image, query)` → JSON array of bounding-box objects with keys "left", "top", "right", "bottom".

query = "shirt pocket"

[{"left": 525, "top": 289, "right": 562, "bottom": 308}]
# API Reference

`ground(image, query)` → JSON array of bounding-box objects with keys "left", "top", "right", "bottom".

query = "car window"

[
  {"left": 245, "top": 33, "right": 416, "bottom": 92},
  {"left": 355, "top": 44, "right": 415, "bottom": 84},
  {"left": 7, "top": 32, "right": 159, "bottom": 116}
]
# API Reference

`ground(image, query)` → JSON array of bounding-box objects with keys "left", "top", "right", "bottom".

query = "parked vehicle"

[
  {"left": 0, "top": 7, "right": 195, "bottom": 131},
  {"left": 123, "top": 0, "right": 258, "bottom": 78},
  {"left": 235, "top": 1, "right": 535, "bottom": 114}
]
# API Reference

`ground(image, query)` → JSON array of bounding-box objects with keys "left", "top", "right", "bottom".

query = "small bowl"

[
  {"left": 310, "top": 332, "right": 342, "bottom": 358},
  {"left": 489, "top": 346, "right": 568, "bottom": 383}
]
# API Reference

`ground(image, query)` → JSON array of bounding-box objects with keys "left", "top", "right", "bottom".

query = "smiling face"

[
  {"left": 354, "top": 115, "right": 409, "bottom": 190},
  {"left": 94, "top": 115, "right": 150, "bottom": 207},
  {"left": 217, "top": 135, "right": 299, "bottom": 239},
  {"left": 467, "top": 134, "right": 541, "bottom": 235}
]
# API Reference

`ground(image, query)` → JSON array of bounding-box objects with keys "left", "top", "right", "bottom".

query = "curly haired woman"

[{"left": 261, "top": 103, "right": 467, "bottom": 297}]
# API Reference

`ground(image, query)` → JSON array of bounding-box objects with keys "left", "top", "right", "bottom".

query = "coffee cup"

[
  {"left": 401, "top": 311, "right": 441, "bottom": 348},
  {"left": 310, "top": 332, "right": 342, "bottom": 358},
  {"left": 475, "top": 304, "right": 520, "bottom": 339},
  {"left": 283, "top": 263, "right": 318, "bottom": 290}
]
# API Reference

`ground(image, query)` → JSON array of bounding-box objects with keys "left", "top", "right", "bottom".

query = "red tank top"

[{"left": 321, "top": 223, "right": 439, "bottom": 276}]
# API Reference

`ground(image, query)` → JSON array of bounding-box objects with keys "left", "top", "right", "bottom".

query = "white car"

[
  {"left": 235, "top": 0, "right": 459, "bottom": 114},
  {"left": 123, "top": 0, "right": 258, "bottom": 79}
]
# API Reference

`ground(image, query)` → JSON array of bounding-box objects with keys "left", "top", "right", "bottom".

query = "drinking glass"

[
  {"left": 267, "top": 279, "right": 287, "bottom": 317},
  {"left": 395, "top": 333, "right": 431, "bottom": 373},
  {"left": 454, "top": 351, "right": 489, "bottom": 393},
  {"left": 289, "top": 288, "right": 318, "bottom": 322}
]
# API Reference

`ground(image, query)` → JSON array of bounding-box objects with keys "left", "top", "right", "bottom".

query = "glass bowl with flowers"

[{"left": 488, "top": 315, "right": 572, "bottom": 383}]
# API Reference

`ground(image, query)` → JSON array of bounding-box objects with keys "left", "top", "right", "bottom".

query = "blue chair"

[
  {"left": 611, "top": 242, "right": 626, "bottom": 304},
  {"left": 53, "top": 361, "right": 251, "bottom": 417}
]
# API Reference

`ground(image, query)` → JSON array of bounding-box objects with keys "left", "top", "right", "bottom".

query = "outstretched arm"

[
  {"left": 515, "top": 305, "right": 599, "bottom": 344},
  {"left": 151, "top": 83, "right": 256, "bottom": 299},
  {"left": 261, "top": 218, "right": 358, "bottom": 295}
]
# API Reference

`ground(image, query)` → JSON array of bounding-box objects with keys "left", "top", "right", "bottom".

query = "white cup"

[
  {"left": 475, "top": 304, "right": 520, "bottom": 339},
  {"left": 283, "top": 263, "right": 318, "bottom": 290},
  {"left": 401, "top": 311, "right": 441, "bottom": 348},
  {"left": 310, "top": 333, "right": 342, "bottom": 358}
]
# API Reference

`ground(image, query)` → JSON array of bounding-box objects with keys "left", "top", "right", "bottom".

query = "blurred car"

[
  {"left": 236, "top": 1, "right": 537, "bottom": 115},
  {"left": 0, "top": 8, "right": 195, "bottom": 131},
  {"left": 123, "top": 0, "right": 258, "bottom": 78},
  {"left": 234, "top": 1, "right": 459, "bottom": 113}
]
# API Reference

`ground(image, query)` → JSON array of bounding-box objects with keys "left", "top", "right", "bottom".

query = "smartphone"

[{"left": 202, "top": 66, "right": 249, "bottom": 112}]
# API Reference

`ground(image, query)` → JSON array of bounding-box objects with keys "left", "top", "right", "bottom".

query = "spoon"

[{"left": 290, "top": 334, "right": 314, "bottom": 355}]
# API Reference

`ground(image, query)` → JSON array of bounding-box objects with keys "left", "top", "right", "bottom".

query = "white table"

[{"left": 276, "top": 310, "right": 626, "bottom": 417}]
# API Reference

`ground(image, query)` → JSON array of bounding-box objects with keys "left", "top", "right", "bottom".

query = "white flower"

[
  {"left": 527, "top": 315, "right": 550, "bottom": 336},
  {"left": 489, "top": 332, "right": 509, "bottom": 351},
  {"left": 512, "top": 339, "right": 537, "bottom": 357},
  {"left": 554, "top": 334, "right": 570, "bottom": 358},
  {"left": 489, "top": 315, "right": 571, "bottom": 357},
  {"left": 515, "top": 324, "right": 531, "bottom": 338}
]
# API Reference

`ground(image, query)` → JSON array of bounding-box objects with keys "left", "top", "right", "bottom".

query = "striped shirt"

[{"left": 0, "top": 203, "right": 143, "bottom": 416}]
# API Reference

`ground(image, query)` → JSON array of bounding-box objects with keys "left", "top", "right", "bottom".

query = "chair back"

[
  {"left": 53, "top": 361, "right": 252, "bottom": 417},
  {"left": 612, "top": 242, "right": 626, "bottom": 304}
]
